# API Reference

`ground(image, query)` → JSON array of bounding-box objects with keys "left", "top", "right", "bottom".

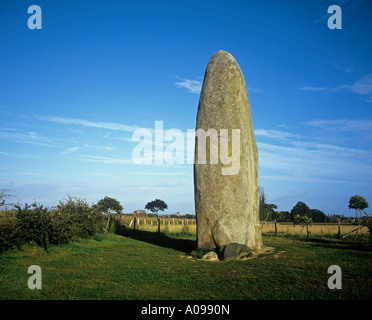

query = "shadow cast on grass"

[
  {"left": 305, "top": 237, "right": 372, "bottom": 252},
  {"left": 114, "top": 224, "right": 197, "bottom": 254},
  {"left": 263, "top": 233, "right": 372, "bottom": 252},
  {"left": 275, "top": 233, "right": 372, "bottom": 252}
]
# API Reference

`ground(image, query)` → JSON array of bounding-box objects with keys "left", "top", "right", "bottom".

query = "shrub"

[
  {"left": 0, "top": 197, "right": 105, "bottom": 253},
  {"left": 48, "top": 210, "right": 73, "bottom": 245},
  {"left": 15, "top": 203, "right": 52, "bottom": 251},
  {"left": 56, "top": 196, "right": 104, "bottom": 239},
  {"left": 0, "top": 210, "right": 21, "bottom": 253},
  {"left": 182, "top": 223, "right": 191, "bottom": 237}
]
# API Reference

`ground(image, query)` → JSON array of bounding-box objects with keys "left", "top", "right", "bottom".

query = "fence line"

[{"left": 118, "top": 216, "right": 196, "bottom": 227}]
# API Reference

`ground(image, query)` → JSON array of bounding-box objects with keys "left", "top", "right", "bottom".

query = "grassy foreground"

[{"left": 0, "top": 231, "right": 371, "bottom": 300}]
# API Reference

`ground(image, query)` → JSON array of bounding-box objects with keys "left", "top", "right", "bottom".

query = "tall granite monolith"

[{"left": 194, "top": 50, "right": 263, "bottom": 252}]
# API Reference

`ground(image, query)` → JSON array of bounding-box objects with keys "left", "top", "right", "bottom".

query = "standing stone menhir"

[{"left": 194, "top": 50, "right": 263, "bottom": 255}]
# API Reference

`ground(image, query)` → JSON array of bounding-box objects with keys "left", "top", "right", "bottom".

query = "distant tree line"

[
  {"left": 168, "top": 213, "right": 195, "bottom": 219},
  {"left": 259, "top": 189, "right": 368, "bottom": 224},
  {"left": 143, "top": 212, "right": 195, "bottom": 219}
]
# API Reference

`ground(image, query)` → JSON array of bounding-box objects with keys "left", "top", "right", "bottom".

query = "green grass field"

[{"left": 0, "top": 229, "right": 371, "bottom": 300}]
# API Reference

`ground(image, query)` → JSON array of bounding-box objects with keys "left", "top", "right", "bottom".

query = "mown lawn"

[{"left": 0, "top": 232, "right": 371, "bottom": 300}]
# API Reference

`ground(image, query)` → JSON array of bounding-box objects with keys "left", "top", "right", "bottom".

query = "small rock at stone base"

[
  {"left": 201, "top": 251, "right": 219, "bottom": 261},
  {"left": 219, "top": 243, "right": 252, "bottom": 261}
]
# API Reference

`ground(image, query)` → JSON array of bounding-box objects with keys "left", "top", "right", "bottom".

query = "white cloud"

[
  {"left": 299, "top": 86, "right": 330, "bottom": 92},
  {"left": 299, "top": 74, "right": 372, "bottom": 102},
  {"left": 39, "top": 116, "right": 138, "bottom": 132},
  {"left": 175, "top": 77, "right": 262, "bottom": 94},
  {"left": 80, "top": 155, "right": 133, "bottom": 164},
  {"left": 256, "top": 117, "right": 372, "bottom": 186},
  {"left": 98, "top": 146, "right": 115, "bottom": 151},
  {"left": 329, "top": 61, "right": 354, "bottom": 74},
  {"left": 82, "top": 172, "right": 118, "bottom": 178},
  {"left": 260, "top": 174, "right": 365, "bottom": 185},
  {"left": 0, "top": 151, "right": 36, "bottom": 159},
  {"left": 130, "top": 171, "right": 186, "bottom": 176},
  {"left": 255, "top": 129, "right": 302, "bottom": 140},
  {"left": 82, "top": 144, "right": 115, "bottom": 151},
  {"left": 257, "top": 141, "right": 372, "bottom": 182},
  {"left": 304, "top": 118, "right": 372, "bottom": 133},
  {"left": 175, "top": 78, "right": 202, "bottom": 94},
  {"left": 314, "top": 13, "right": 329, "bottom": 24},
  {"left": 341, "top": 74, "right": 372, "bottom": 95},
  {"left": 60, "top": 147, "right": 80, "bottom": 155},
  {"left": 314, "top": 0, "right": 365, "bottom": 23},
  {"left": 0, "top": 129, "right": 51, "bottom": 146},
  {"left": 247, "top": 87, "right": 263, "bottom": 93}
]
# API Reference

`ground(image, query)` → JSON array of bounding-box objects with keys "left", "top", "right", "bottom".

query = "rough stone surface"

[
  {"left": 194, "top": 50, "right": 263, "bottom": 251},
  {"left": 201, "top": 251, "right": 219, "bottom": 261},
  {"left": 219, "top": 243, "right": 252, "bottom": 261}
]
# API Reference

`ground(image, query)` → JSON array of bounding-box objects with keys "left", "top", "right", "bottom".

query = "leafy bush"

[
  {"left": 56, "top": 196, "right": 104, "bottom": 239},
  {"left": 0, "top": 197, "right": 105, "bottom": 253},
  {"left": 182, "top": 223, "right": 191, "bottom": 237},
  {"left": 0, "top": 210, "right": 21, "bottom": 253},
  {"left": 15, "top": 203, "right": 51, "bottom": 251},
  {"left": 362, "top": 217, "right": 372, "bottom": 238}
]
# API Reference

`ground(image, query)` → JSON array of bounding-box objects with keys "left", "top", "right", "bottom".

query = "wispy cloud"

[
  {"left": 329, "top": 61, "right": 354, "bottom": 74},
  {"left": 299, "top": 86, "right": 330, "bottom": 92},
  {"left": 247, "top": 87, "right": 263, "bottom": 93},
  {"left": 82, "top": 172, "right": 118, "bottom": 178},
  {"left": 341, "top": 74, "right": 372, "bottom": 96},
  {"left": 80, "top": 155, "right": 132, "bottom": 164},
  {"left": 256, "top": 117, "right": 372, "bottom": 185},
  {"left": 0, "top": 151, "right": 37, "bottom": 159},
  {"left": 314, "top": 0, "right": 365, "bottom": 23},
  {"left": 129, "top": 171, "right": 186, "bottom": 176},
  {"left": 39, "top": 116, "right": 138, "bottom": 132},
  {"left": 304, "top": 118, "right": 372, "bottom": 133},
  {"left": 260, "top": 174, "right": 367, "bottom": 185},
  {"left": 254, "top": 129, "right": 302, "bottom": 140},
  {"left": 314, "top": 13, "right": 329, "bottom": 24},
  {"left": 258, "top": 141, "right": 372, "bottom": 183},
  {"left": 60, "top": 147, "right": 80, "bottom": 155},
  {"left": 98, "top": 146, "right": 115, "bottom": 151},
  {"left": 175, "top": 78, "right": 202, "bottom": 94},
  {"left": 299, "top": 74, "right": 372, "bottom": 102},
  {"left": 175, "top": 77, "right": 262, "bottom": 94},
  {"left": 0, "top": 129, "right": 51, "bottom": 146},
  {"left": 82, "top": 144, "right": 115, "bottom": 151}
]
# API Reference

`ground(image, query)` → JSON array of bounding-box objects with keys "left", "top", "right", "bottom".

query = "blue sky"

[{"left": 1, "top": 0, "right": 371, "bottom": 215}]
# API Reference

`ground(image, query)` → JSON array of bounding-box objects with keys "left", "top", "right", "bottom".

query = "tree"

[
  {"left": 145, "top": 199, "right": 168, "bottom": 233},
  {"left": 310, "top": 209, "right": 326, "bottom": 223},
  {"left": 271, "top": 211, "right": 282, "bottom": 236},
  {"left": 96, "top": 196, "right": 123, "bottom": 233},
  {"left": 0, "top": 188, "right": 16, "bottom": 209},
  {"left": 259, "top": 188, "right": 267, "bottom": 222},
  {"left": 259, "top": 188, "right": 278, "bottom": 223},
  {"left": 290, "top": 201, "right": 311, "bottom": 221},
  {"left": 294, "top": 214, "right": 312, "bottom": 238},
  {"left": 348, "top": 195, "right": 369, "bottom": 238},
  {"left": 361, "top": 215, "right": 372, "bottom": 238},
  {"left": 258, "top": 188, "right": 281, "bottom": 234},
  {"left": 280, "top": 211, "right": 291, "bottom": 222}
]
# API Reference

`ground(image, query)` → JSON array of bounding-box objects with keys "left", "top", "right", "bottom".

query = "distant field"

[
  {"left": 261, "top": 222, "right": 369, "bottom": 236},
  {"left": 120, "top": 216, "right": 368, "bottom": 237}
]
